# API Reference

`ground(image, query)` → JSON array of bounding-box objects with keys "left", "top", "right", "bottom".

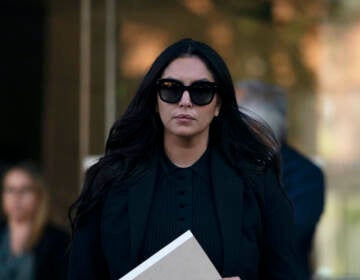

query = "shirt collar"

[{"left": 160, "top": 147, "right": 210, "bottom": 182}]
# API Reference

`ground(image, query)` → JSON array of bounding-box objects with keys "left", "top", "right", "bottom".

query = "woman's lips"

[{"left": 174, "top": 114, "right": 195, "bottom": 120}]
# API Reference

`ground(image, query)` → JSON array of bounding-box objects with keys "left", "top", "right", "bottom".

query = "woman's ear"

[{"left": 214, "top": 96, "right": 221, "bottom": 117}]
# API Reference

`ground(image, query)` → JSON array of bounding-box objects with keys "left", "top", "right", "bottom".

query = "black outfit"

[
  {"left": 69, "top": 146, "right": 298, "bottom": 280},
  {"left": 281, "top": 143, "right": 325, "bottom": 280},
  {"left": 140, "top": 148, "right": 223, "bottom": 272},
  {"left": 0, "top": 222, "right": 69, "bottom": 280}
]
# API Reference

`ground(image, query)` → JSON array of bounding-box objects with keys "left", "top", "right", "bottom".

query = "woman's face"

[
  {"left": 157, "top": 56, "right": 221, "bottom": 140},
  {"left": 2, "top": 169, "right": 39, "bottom": 222}
]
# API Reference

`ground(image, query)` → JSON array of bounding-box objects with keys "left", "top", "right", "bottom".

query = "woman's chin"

[
  {"left": 165, "top": 126, "right": 209, "bottom": 140},
  {"left": 169, "top": 129, "right": 197, "bottom": 139}
]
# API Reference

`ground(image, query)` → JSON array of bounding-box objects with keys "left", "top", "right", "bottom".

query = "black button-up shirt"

[{"left": 140, "top": 148, "right": 224, "bottom": 273}]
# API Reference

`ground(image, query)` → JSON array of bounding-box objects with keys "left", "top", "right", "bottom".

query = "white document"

[{"left": 119, "top": 230, "right": 221, "bottom": 280}]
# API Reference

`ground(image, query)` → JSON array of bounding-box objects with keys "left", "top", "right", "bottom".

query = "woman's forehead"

[
  {"left": 3, "top": 169, "right": 33, "bottom": 186},
  {"left": 161, "top": 56, "right": 215, "bottom": 83}
]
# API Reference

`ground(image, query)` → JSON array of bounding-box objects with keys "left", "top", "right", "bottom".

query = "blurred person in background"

[
  {"left": 0, "top": 161, "right": 69, "bottom": 280},
  {"left": 236, "top": 80, "right": 325, "bottom": 280}
]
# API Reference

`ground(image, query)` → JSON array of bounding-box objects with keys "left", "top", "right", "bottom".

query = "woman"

[
  {"left": 0, "top": 162, "right": 69, "bottom": 280},
  {"left": 69, "top": 39, "right": 298, "bottom": 280}
]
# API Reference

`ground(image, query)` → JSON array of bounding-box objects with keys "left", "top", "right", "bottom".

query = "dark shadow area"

[{"left": 0, "top": 0, "right": 45, "bottom": 170}]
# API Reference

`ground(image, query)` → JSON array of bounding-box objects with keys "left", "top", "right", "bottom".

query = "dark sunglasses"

[{"left": 156, "top": 79, "right": 219, "bottom": 106}]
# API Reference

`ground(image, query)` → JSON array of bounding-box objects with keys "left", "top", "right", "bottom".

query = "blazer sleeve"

[
  {"left": 261, "top": 166, "right": 299, "bottom": 280},
  {"left": 68, "top": 202, "right": 110, "bottom": 280},
  {"left": 35, "top": 225, "right": 70, "bottom": 280}
]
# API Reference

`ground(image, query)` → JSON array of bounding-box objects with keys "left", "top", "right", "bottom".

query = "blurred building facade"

[{"left": 2, "top": 0, "right": 360, "bottom": 278}]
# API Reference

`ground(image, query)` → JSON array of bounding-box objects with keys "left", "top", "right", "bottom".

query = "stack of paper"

[{"left": 119, "top": 230, "right": 221, "bottom": 280}]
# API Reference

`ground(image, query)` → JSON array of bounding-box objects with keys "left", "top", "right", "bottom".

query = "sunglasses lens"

[
  {"left": 158, "top": 81, "right": 182, "bottom": 103},
  {"left": 157, "top": 80, "right": 218, "bottom": 106},
  {"left": 190, "top": 82, "right": 216, "bottom": 105}
]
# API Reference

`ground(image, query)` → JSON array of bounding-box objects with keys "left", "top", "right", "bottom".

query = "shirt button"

[
  {"left": 178, "top": 217, "right": 185, "bottom": 222},
  {"left": 179, "top": 203, "right": 185, "bottom": 208},
  {"left": 177, "top": 190, "right": 185, "bottom": 195}
]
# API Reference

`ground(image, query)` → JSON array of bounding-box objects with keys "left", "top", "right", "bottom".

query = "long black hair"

[{"left": 69, "top": 38, "right": 279, "bottom": 233}]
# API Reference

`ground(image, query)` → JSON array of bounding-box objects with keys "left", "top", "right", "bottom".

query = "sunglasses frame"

[{"left": 156, "top": 78, "right": 220, "bottom": 106}]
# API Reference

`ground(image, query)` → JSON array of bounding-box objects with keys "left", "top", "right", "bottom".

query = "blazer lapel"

[
  {"left": 128, "top": 155, "right": 159, "bottom": 266},
  {"left": 211, "top": 147, "right": 245, "bottom": 275}
]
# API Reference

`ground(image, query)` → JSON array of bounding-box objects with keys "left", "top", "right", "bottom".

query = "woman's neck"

[
  {"left": 8, "top": 219, "right": 33, "bottom": 255},
  {"left": 164, "top": 132, "right": 209, "bottom": 168},
  {"left": 9, "top": 219, "right": 32, "bottom": 230}
]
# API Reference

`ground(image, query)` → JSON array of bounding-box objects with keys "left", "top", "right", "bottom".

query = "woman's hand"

[{"left": 222, "top": 277, "right": 241, "bottom": 280}]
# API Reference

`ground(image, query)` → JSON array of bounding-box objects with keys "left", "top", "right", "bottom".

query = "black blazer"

[
  {"left": 69, "top": 147, "right": 298, "bottom": 280},
  {"left": 34, "top": 224, "right": 69, "bottom": 280},
  {"left": 281, "top": 143, "right": 325, "bottom": 279},
  {"left": 0, "top": 222, "right": 69, "bottom": 280}
]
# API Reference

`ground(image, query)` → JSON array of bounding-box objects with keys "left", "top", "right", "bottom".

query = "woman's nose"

[{"left": 178, "top": 90, "right": 192, "bottom": 107}]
